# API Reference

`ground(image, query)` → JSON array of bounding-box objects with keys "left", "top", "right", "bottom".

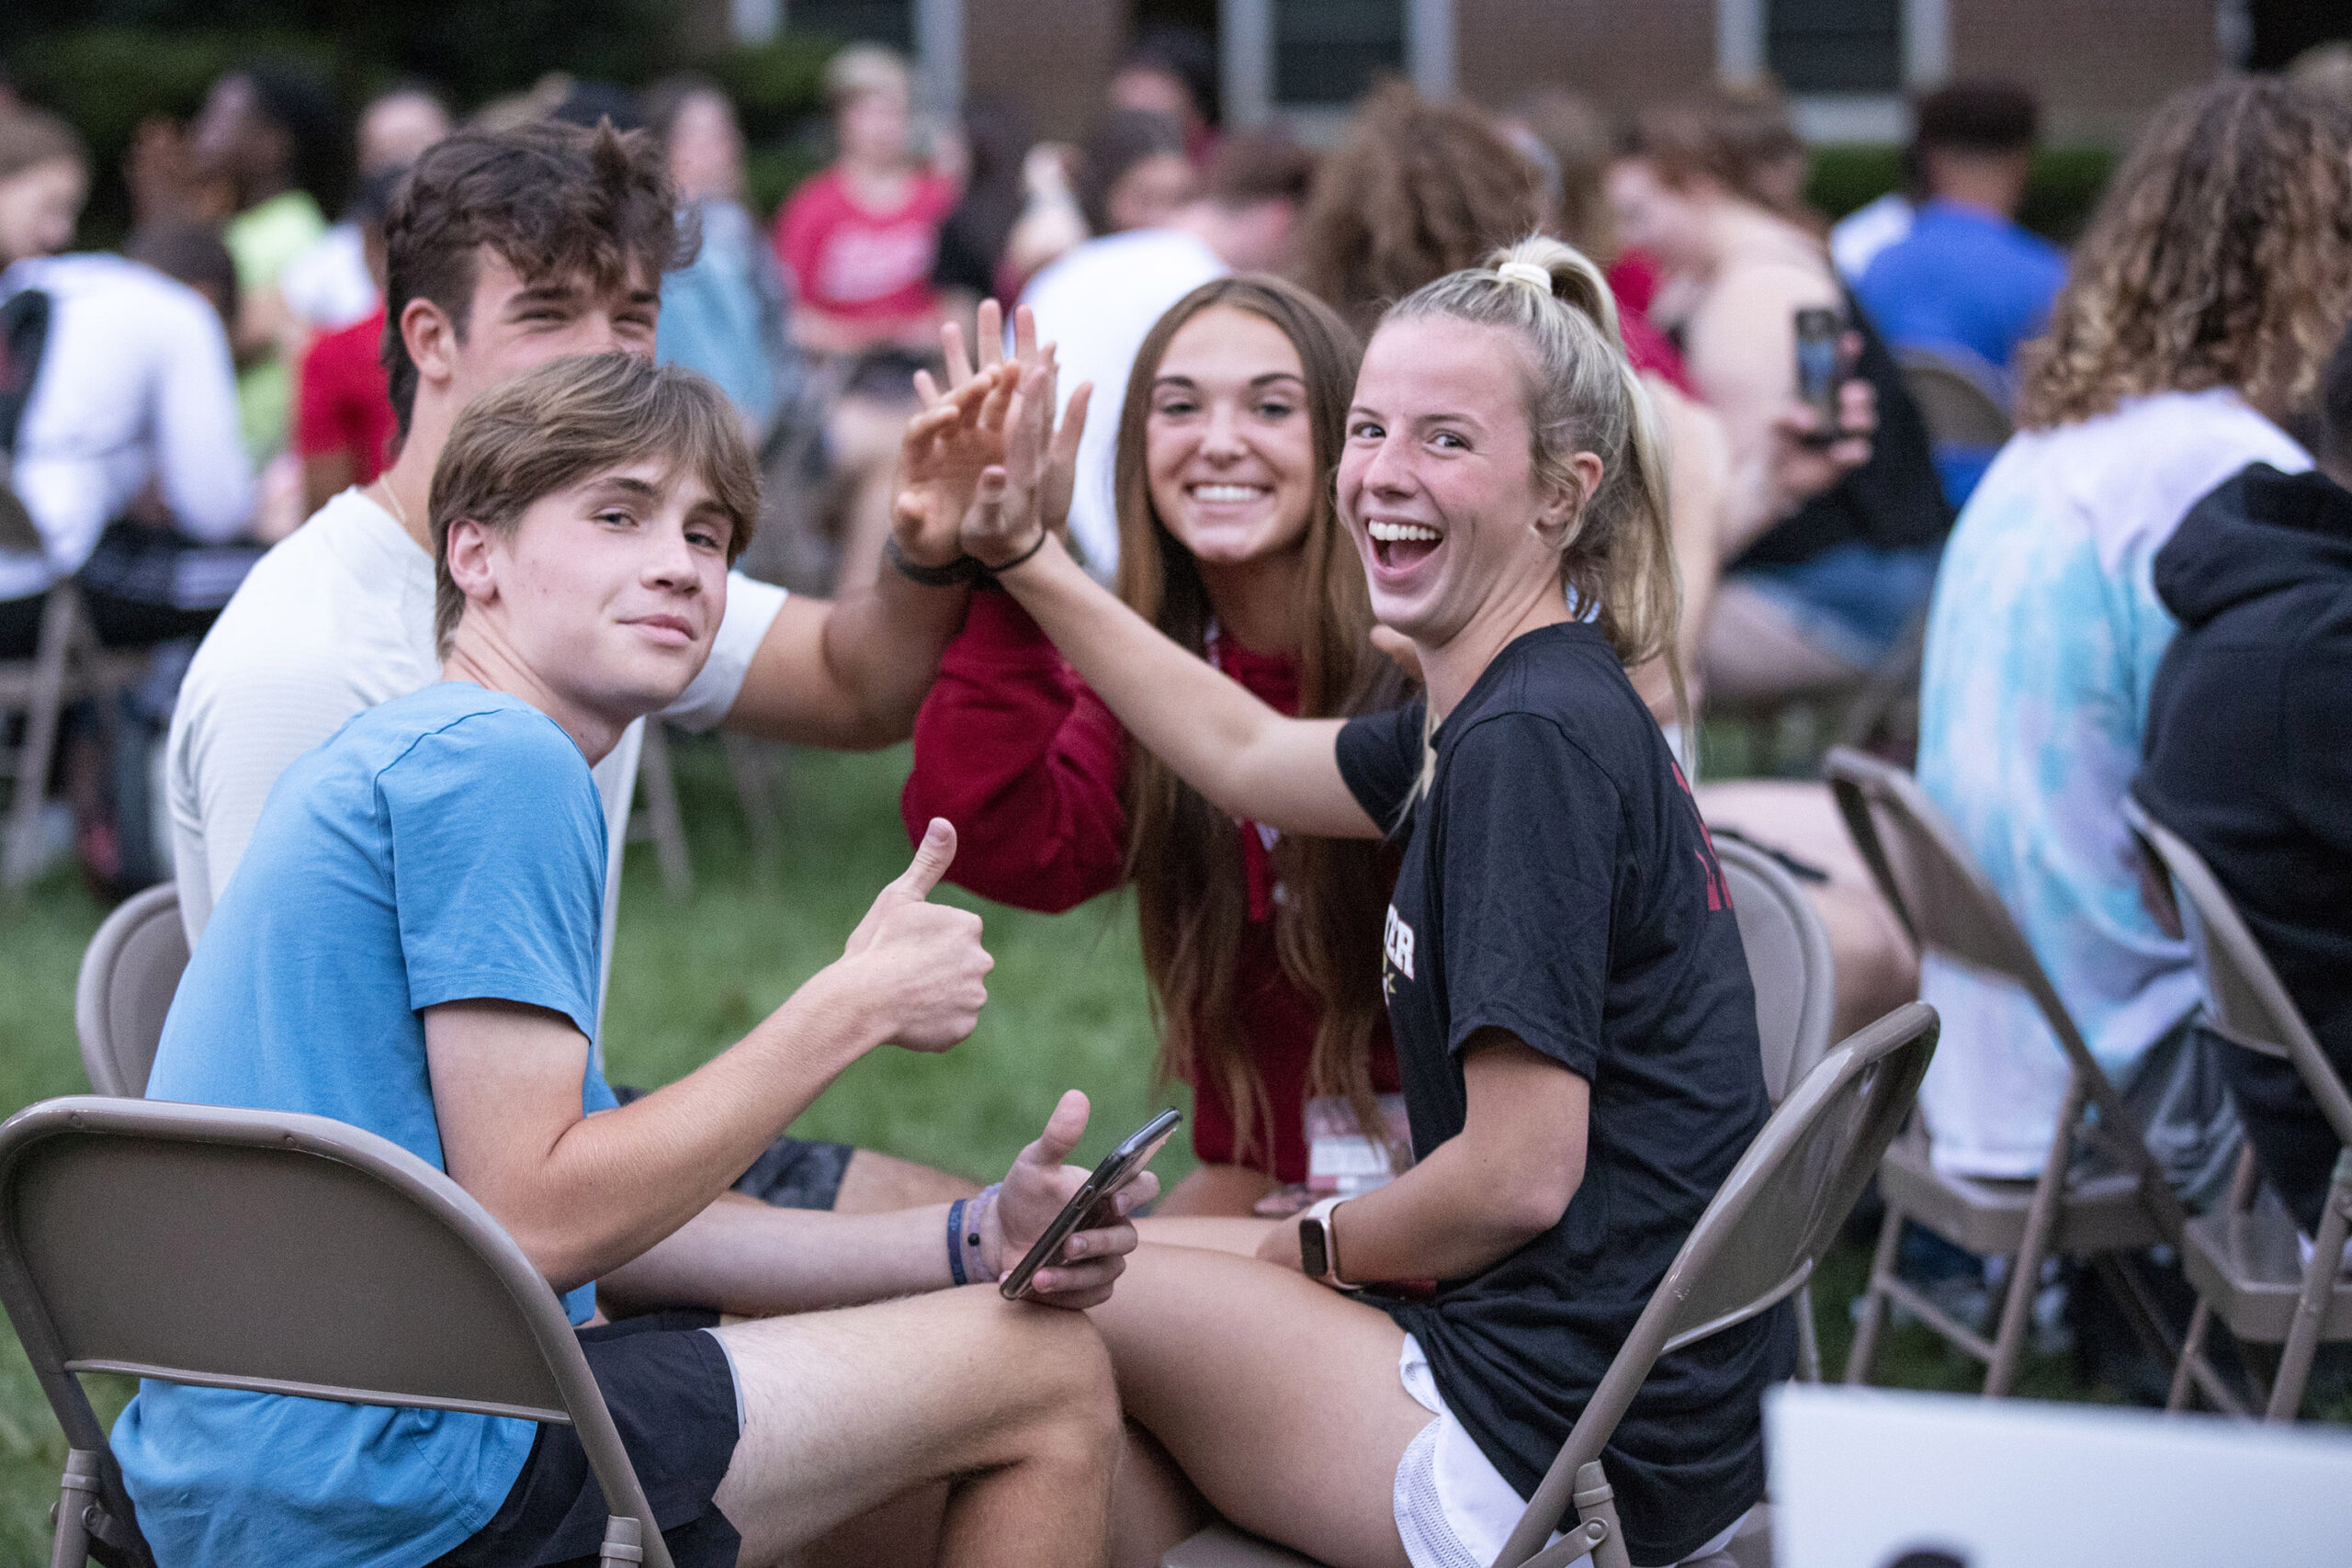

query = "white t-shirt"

[
  {"left": 0, "top": 254, "right": 254, "bottom": 601},
  {"left": 278, "top": 221, "right": 379, "bottom": 333},
  {"left": 1829, "top": 193, "right": 1914, "bottom": 285},
  {"left": 166, "top": 489, "right": 788, "bottom": 1011},
  {"left": 1019, "top": 229, "right": 1227, "bottom": 578}
]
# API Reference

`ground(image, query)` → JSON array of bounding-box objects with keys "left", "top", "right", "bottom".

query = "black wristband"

[
  {"left": 886, "top": 535, "right": 982, "bottom": 587},
  {"left": 980, "top": 530, "right": 1052, "bottom": 579}
]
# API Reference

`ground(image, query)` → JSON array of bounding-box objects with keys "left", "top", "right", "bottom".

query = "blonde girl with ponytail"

[{"left": 955, "top": 238, "right": 1782, "bottom": 1568}]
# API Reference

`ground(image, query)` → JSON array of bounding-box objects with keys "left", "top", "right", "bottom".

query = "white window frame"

[
  {"left": 1718, "top": 0, "right": 1950, "bottom": 142},
  {"left": 1221, "top": 0, "right": 1456, "bottom": 136}
]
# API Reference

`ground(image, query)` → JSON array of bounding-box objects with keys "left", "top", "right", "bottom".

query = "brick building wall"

[
  {"left": 1950, "top": 0, "right": 2220, "bottom": 141},
  {"left": 1453, "top": 0, "right": 1716, "bottom": 115}
]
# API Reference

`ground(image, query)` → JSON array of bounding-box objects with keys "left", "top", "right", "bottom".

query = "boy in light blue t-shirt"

[{"left": 119, "top": 353, "right": 1146, "bottom": 1568}]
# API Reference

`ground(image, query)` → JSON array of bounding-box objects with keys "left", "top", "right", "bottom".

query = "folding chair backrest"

[
  {"left": 74, "top": 883, "right": 187, "bottom": 1098},
  {"left": 2122, "top": 796, "right": 2352, "bottom": 1151},
  {"left": 0, "top": 1097, "right": 672, "bottom": 1568},
  {"left": 1824, "top": 747, "right": 2094, "bottom": 1068},
  {"left": 1717, "top": 838, "right": 1837, "bottom": 1106},
  {"left": 1894, "top": 345, "right": 2014, "bottom": 449},
  {"left": 1495, "top": 1003, "right": 1939, "bottom": 1567}
]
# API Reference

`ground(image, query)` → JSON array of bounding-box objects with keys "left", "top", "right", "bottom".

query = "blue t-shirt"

[
  {"left": 1858, "top": 201, "right": 2066, "bottom": 503},
  {"left": 114, "top": 682, "right": 618, "bottom": 1568}
]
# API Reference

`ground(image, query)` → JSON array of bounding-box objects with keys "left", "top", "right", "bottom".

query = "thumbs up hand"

[{"left": 839, "top": 818, "right": 994, "bottom": 1052}]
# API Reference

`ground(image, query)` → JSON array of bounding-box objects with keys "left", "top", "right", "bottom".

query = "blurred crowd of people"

[{"left": 5, "top": 25, "right": 2352, "bottom": 1399}]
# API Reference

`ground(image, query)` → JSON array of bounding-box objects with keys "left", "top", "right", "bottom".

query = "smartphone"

[
  {"left": 999, "top": 1108, "right": 1182, "bottom": 1301},
  {"left": 1793, "top": 305, "right": 1845, "bottom": 442}
]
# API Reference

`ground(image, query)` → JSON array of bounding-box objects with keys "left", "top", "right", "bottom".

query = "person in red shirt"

[
  {"left": 902, "top": 279, "right": 1407, "bottom": 1215},
  {"left": 775, "top": 45, "right": 957, "bottom": 355},
  {"left": 293, "top": 167, "right": 400, "bottom": 513}
]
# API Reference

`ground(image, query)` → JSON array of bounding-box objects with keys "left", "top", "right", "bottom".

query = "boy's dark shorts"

[{"left": 433, "top": 1310, "right": 743, "bottom": 1568}]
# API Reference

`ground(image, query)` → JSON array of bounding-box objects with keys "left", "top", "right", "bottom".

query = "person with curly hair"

[{"left": 1914, "top": 76, "right": 2352, "bottom": 1190}]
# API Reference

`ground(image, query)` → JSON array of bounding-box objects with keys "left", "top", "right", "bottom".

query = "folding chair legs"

[
  {"left": 5, "top": 588, "right": 78, "bottom": 890},
  {"left": 628, "top": 723, "right": 692, "bottom": 901},
  {"left": 1983, "top": 1076, "right": 2084, "bottom": 1397},
  {"left": 48, "top": 1448, "right": 100, "bottom": 1568},
  {"left": 2267, "top": 1151, "right": 2352, "bottom": 1421},
  {"left": 1510, "top": 1461, "right": 1618, "bottom": 1568},
  {"left": 1793, "top": 1280, "right": 1823, "bottom": 1381},
  {"left": 599, "top": 1515, "right": 647, "bottom": 1567},
  {"left": 1842, "top": 1201, "right": 1904, "bottom": 1383}
]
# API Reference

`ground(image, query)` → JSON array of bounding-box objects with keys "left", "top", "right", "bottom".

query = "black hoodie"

[{"left": 2140, "top": 461, "right": 2352, "bottom": 1235}]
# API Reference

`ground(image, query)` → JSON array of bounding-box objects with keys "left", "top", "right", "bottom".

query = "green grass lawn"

[{"left": 0, "top": 737, "right": 2320, "bottom": 1558}]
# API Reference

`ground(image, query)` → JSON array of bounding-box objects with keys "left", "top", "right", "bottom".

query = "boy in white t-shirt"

[{"left": 169, "top": 118, "right": 982, "bottom": 1213}]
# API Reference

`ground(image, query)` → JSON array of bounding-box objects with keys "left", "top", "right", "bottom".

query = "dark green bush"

[{"left": 1806, "top": 142, "right": 2117, "bottom": 245}]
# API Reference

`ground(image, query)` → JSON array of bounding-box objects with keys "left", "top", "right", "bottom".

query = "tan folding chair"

[
  {"left": 0, "top": 1096, "right": 676, "bottom": 1568},
  {"left": 2120, "top": 795, "right": 2352, "bottom": 1420},
  {"left": 1718, "top": 836, "right": 1838, "bottom": 1381},
  {"left": 1, "top": 582, "right": 145, "bottom": 890},
  {"left": 1825, "top": 747, "right": 2233, "bottom": 1406},
  {"left": 1893, "top": 345, "right": 2014, "bottom": 452},
  {"left": 74, "top": 881, "right": 185, "bottom": 1099},
  {"left": 1165, "top": 1003, "right": 1941, "bottom": 1568}
]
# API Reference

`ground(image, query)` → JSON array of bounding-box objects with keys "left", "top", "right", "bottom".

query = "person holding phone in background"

[
  {"left": 1611, "top": 88, "right": 1949, "bottom": 706},
  {"left": 928, "top": 239, "right": 1786, "bottom": 1568}
]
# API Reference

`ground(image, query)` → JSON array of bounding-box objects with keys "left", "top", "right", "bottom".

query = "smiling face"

[
  {"left": 1340, "top": 316, "right": 1577, "bottom": 650},
  {"left": 1143, "top": 305, "right": 1320, "bottom": 570},
  {"left": 0, "top": 157, "right": 86, "bottom": 265},
  {"left": 1606, "top": 157, "right": 1713, "bottom": 272},
  {"left": 434, "top": 248, "right": 662, "bottom": 421},
  {"left": 450, "top": 460, "right": 733, "bottom": 728}
]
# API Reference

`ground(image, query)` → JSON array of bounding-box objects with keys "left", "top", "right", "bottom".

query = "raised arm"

[{"left": 960, "top": 364, "right": 1380, "bottom": 840}]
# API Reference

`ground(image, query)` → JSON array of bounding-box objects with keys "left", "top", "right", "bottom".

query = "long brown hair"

[
  {"left": 1291, "top": 80, "right": 1546, "bottom": 339},
  {"left": 2018, "top": 78, "right": 2352, "bottom": 431},
  {"left": 1110, "top": 276, "right": 1395, "bottom": 1167}
]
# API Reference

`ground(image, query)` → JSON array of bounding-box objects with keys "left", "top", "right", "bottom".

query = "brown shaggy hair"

[
  {"left": 1110, "top": 276, "right": 1398, "bottom": 1168},
  {"left": 382, "top": 118, "right": 692, "bottom": 441},
  {"left": 2018, "top": 78, "right": 2352, "bottom": 431},
  {"left": 429, "top": 353, "right": 757, "bottom": 655},
  {"left": 1623, "top": 85, "right": 1810, "bottom": 218},
  {"left": 1290, "top": 80, "right": 1545, "bottom": 338}
]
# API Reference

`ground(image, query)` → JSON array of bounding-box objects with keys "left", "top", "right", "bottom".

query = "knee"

[{"left": 999, "top": 1304, "right": 1123, "bottom": 1452}]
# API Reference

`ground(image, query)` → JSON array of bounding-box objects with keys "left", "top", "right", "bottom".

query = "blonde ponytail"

[{"left": 1387, "top": 235, "right": 1685, "bottom": 725}]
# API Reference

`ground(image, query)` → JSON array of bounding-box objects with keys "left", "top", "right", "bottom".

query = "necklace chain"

[{"left": 375, "top": 477, "right": 413, "bottom": 534}]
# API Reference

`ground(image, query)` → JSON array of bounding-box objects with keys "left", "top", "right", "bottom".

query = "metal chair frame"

[
  {"left": 73, "top": 881, "right": 184, "bottom": 1100},
  {"left": 1717, "top": 835, "right": 1838, "bottom": 1381},
  {"left": 2121, "top": 795, "right": 2352, "bottom": 1420},
  {"left": 0, "top": 1097, "right": 674, "bottom": 1568},
  {"left": 1, "top": 582, "right": 145, "bottom": 890},
  {"left": 1825, "top": 747, "right": 2233, "bottom": 1407}
]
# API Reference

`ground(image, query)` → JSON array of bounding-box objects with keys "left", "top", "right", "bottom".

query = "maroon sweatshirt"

[{"left": 902, "top": 591, "right": 1401, "bottom": 1180}]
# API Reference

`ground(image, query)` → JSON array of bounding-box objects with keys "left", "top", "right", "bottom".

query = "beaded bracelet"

[{"left": 945, "top": 1183, "right": 1004, "bottom": 1286}]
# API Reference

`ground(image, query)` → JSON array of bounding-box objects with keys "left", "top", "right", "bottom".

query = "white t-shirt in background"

[
  {"left": 0, "top": 254, "right": 254, "bottom": 601},
  {"left": 166, "top": 489, "right": 787, "bottom": 1009},
  {"left": 1019, "top": 229, "right": 1227, "bottom": 579}
]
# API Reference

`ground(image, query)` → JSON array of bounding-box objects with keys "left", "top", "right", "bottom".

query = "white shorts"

[{"left": 1390, "top": 1335, "right": 1745, "bottom": 1568}]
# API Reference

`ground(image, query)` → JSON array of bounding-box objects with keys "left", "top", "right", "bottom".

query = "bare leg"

[
  {"left": 1699, "top": 580, "right": 1870, "bottom": 705},
  {"left": 1154, "top": 1162, "right": 1280, "bottom": 1217},
  {"left": 713, "top": 1288, "right": 1121, "bottom": 1568},
  {"left": 1695, "top": 778, "right": 1919, "bottom": 1041},
  {"left": 1091, "top": 1243, "right": 1430, "bottom": 1568},
  {"left": 1135, "top": 1215, "right": 1279, "bottom": 1257},
  {"left": 833, "top": 1148, "right": 980, "bottom": 1212}
]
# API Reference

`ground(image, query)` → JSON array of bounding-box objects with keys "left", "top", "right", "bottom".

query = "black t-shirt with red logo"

[{"left": 1336, "top": 623, "right": 1789, "bottom": 1565}]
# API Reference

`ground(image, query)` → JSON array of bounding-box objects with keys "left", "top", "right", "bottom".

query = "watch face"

[{"left": 1298, "top": 1216, "right": 1329, "bottom": 1279}]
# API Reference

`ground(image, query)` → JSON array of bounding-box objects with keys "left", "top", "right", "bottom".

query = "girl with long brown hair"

[{"left": 901, "top": 276, "right": 1404, "bottom": 1214}]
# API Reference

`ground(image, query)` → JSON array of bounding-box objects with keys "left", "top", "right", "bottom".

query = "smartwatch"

[{"left": 1297, "top": 1197, "right": 1360, "bottom": 1291}]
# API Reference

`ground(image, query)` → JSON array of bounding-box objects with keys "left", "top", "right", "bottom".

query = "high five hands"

[{"left": 889, "top": 299, "right": 1090, "bottom": 574}]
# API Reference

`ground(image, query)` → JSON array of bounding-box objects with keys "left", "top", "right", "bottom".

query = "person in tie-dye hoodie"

[{"left": 1914, "top": 77, "right": 2352, "bottom": 1183}]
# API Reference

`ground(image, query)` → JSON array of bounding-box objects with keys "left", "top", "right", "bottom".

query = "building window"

[
  {"left": 1273, "top": 0, "right": 1407, "bottom": 107},
  {"left": 1767, "top": 0, "right": 1903, "bottom": 95},
  {"left": 788, "top": 0, "right": 915, "bottom": 51}
]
